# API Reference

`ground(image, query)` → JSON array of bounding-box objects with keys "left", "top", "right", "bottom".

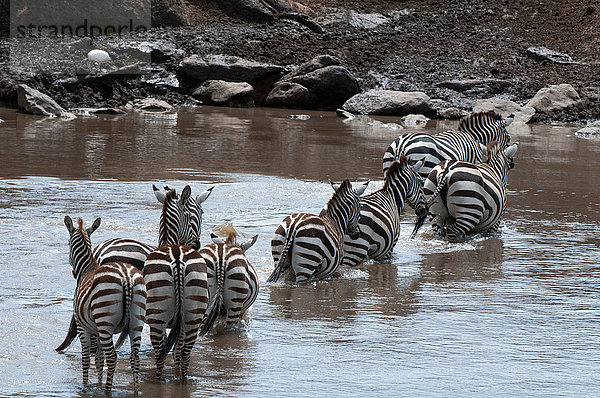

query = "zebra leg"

[
  {"left": 149, "top": 325, "right": 167, "bottom": 379},
  {"left": 129, "top": 278, "right": 146, "bottom": 394},
  {"left": 78, "top": 328, "right": 92, "bottom": 385},
  {"left": 445, "top": 219, "right": 470, "bottom": 243},
  {"left": 97, "top": 330, "right": 117, "bottom": 393},
  {"left": 91, "top": 334, "right": 104, "bottom": 385}
]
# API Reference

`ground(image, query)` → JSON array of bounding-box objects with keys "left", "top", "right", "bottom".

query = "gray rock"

[
  {"left": 129, "top": 97, "right": 173, "bottom": 111},
  {"left": 267, "top": 55, "right": 358, "bottom": 110},
  {"left": 216, "top": 0, "right": 275, "bottom": 22},
  {"left": 437, "top": 79, "right": 511, "bottom": 96},
  {"left": 181, "top": 54, "right": 284, "bottom": 82},
  {"left": 526, "top": 47, "right": 577, "bottom": 64},
  {"left": 72, "top": 108, "right": 127, "bottom": 115},
  {"left": 438, "top": 107, "right": 469, "bottom": 120},
  {"left": 192, "top": 80, "right": 255, "bottom": 107},
  {"left": 526, "top": 84, "right": 581, "bottom": 116},
  {"left": 265, "top": 82, "right": 317, "bottom": 108},
  {"left": 575, "top": 126, "right": 600, "bottom": 136},
  {"left": 152, "top": 0, "right": 190, "bottom": 27},
  {"left": 402, "top": 114, "right": 429, "bottom": 127},
  {"left": 473, "top": 98, "right": 535, "bottom": 124},
  {"left": 17, "top": 84, "right": 71, "bottom": 117},
  {"left": 349, "top": 12, "right": 390, "bottom": 29},
  {"left": 342, "top": 89, "right": 435, "bottom": 117}
]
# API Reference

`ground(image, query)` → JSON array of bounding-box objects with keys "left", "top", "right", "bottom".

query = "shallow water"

[{"left": 1, "top": 107, "right": 599, "bottom": 397}]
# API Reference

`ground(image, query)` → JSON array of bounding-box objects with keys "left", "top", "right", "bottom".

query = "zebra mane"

[
  {"left": 77, "top": 217, "right": 84, "bottom": 230},
  {"left": 458, "top": 111, "right": 503, "bottom": 133},
  {"left": 323, "top": 179, "right": 351, "bottom": 214},
  {"left": 212, "top": 222, "right": 238, "bottom": 245},
  {"left": 384, "top": 156, "right": 408, "bottom": 186},
  {"left": 483, "top": 140, "right": 501, "bottom": 162},
  {"left": 75, "top": 217, "right": 98, "bottom": 267}
]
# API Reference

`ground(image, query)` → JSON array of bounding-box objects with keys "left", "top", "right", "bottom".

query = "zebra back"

[
  {"left": 458, "top": 111, "right": 511, "bottom": 149},
  {"left": 199, "top": 225, "right": 259, "bottom": 334}
]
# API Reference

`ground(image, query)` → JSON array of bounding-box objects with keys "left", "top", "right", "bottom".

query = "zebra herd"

[{"left": 59, "top": 110, "right": 518, "bottom": 393}]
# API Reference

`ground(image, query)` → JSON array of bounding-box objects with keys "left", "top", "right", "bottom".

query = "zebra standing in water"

[
  {"left": 340, "top": 156, "right": 427, "bottom": 267},
  {"left": 416, "top": 141, "right": 519, "bottom": 242},
  {"left": 56, "top": 184, "right": 212, "bottom": 352},
  {"left": 63, "top": 216, "right": 146, "bottom": 394},
  {"left": 382, "top": 111, "right": 512, "bottom": 178},
  {"left": 198, "top": 223, "right": 259, "bottom": 334},
  {"left": 268, "top": 179, "right": 367, "bottom": 283},
  {"left": 143, "top": 187, "right": 210, "bottom": 379}
]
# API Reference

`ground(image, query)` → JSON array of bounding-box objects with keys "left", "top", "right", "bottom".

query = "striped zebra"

[
  {"left": 382, "top": 111, "right": 513, "bottom": 178},
  {"left": 143, "top": 185, "right": 212, "bottom": 378},
  {"left": 56, "top": 184, "right": 212, "bottom": 353},
  {"left": 416, "top": 141, "right": 519, "bottom": 242},
  {"left": 268, "top": 179, "right": 368, "bottom": 283},
  {"left": 198, "top": 223, "right": 259, "bottom": 334},
  {"left": 63, "top": 216, "right": 146, "bottom": 394},
  {"left": 340, "top": 156, "right": 427, "bottom": 267}
]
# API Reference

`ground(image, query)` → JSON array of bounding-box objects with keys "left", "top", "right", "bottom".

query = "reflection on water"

[{"left": 1, "top": 107, "right": 599, "bottom": 396}]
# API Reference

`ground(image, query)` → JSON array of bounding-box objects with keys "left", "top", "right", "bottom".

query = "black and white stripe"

[
  {"left": 382, "top": 111, "right": 512, "bottom": 178},
  {"left": 198, "top": 225, "right": 259, "bottom": 334},
  {"left": 342, "top": 156, "right": 427, "bottom": 266},
  {"left": 64, "top": 216, "right": 146, "bottom": 394},
  {"left": 268, "top": 179, "right": 368, "bottom": 283},
  {"left": 143, "top": 244, "right": 209, "bottom": 379},
  {"left": 419, "top": 141, "right": 519, "bottom": 242}
]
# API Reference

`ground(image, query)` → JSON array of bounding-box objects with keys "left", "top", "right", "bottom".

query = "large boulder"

[
  {"left": 526, "top": 84, "right": 581, "bottom": 116},
  {"left": 152, "top": 0, "right": 190, "bottom": 27},
  {"left": 216, "top": 0, "right": 275, "bottom": 22},
  {"left": 473, "top": 98, "right": 535, "bottom": 124},
  {"left": 192, "top": 80, "right": 255, "bottom": 107},
  {"left": 17, "top": 84, "right": 70, "bottom": 117},
  {"left": 342, "top": 89, "right": 435, "bottom": 117},
  {"left": 266, "top": 55, "right": 359, "bottom": 110},
  {"left": 180, "top": 54, "right": 284, "bottom": 105}
]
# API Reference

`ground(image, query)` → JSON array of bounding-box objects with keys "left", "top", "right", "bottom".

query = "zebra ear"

[
  {"left": 329, "top": 179, "right": 341, "bottom": 191},
  {"left": 153, "top": 184, "right": 165, "bottom": 204},
  {"left": 210, "top": 232, "right": 225, "bottom": 244},
  {"left": 240, "top": 234, "right": 258, "bottom": 252},
  {"left": 505, "top": 114, "right": 515, "bottom": 127},
  {"left": 355, "top": 180, "right": 369, "bottom": 196},
  {"left": 505, "top": 142, "right": 519, "bottom": 157},
  {"left": 412, "top": 158, "right": 424, "bottom": 173},
  {"left": 179, "top": 185, "right": 192, "bottom": 205},
  {"left": 196, "top": 186, "right": 214, "bottom": 204},
  {"left": 87, "top": 218, "right": 101, "bottom": 236},
  {"left": 64, "top": 215, "right": 75, "bottom": 233}
]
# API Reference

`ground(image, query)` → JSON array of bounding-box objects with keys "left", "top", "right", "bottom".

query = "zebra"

[
  {"left": 143, "top": 244, "right": 209, "bottom": 379},
  {"left": 416, "top": 141, "right": 519, "bottom": 242},
  {"left": 56, "top": 184, "right": 212, "bottom": 353},
  {"left": 198, "top": 223, "right": 259, "bottom": 334},
  {"left": 382, "top": 111, "right": 513, "bottom": 178},
  {"left": 339, "top": 156, "right": 427, "bottom": 267},
  {"left": 63, "top": 216, "right": 146, "bottom": 394},
  {"left": 268, "top": 179, "right": 368, "bottom": 283}
]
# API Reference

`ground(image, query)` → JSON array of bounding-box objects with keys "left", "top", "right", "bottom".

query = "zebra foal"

[
  {"left": 382, "top": 111, "right": 512, "bottom": 178},
  {"left": 64, "top": 216, "right": 146, "bottom": 394},
  {"left": 199, "top": 223, "right": 259, "bottom": 334},
  {"left": 340, "top": 156, "right": 427, "bottom": 267},
  {"left": 417, "top": 141, "right": 519, "bottom": 242},
  {"left": 268, "top": 179, "right": 367, "bottom": 283}
]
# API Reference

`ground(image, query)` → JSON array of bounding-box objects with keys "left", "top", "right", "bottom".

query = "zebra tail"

[
  {"left": 200, "top": 289, "right": 222, "bottom": 336},
  {"left": 55, "top": 315, "right": 78, "bottom": 353},
  {"left": 267, "top": 233, "right": 294, "bottom": 283},
  {"left": 426, "top": 172, "right": 449, "bottom": 209},
  {"left": 159, "top": 260, "right": 184, "bottom": 362},
  {"left": 114, "top": 275, "right": 132, "bottom": 350}
]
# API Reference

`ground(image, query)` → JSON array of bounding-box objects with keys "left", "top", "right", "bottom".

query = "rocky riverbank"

[{"left": 1, "top": 0, "right": 599, "bottom": 124}]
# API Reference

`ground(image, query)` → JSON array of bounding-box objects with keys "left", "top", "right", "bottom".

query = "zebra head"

[
  {"left": 154, "top": 185, "right": 200, "bottom": 249},
  {"left": 327, "top": 179, "right": 368, "bottom": 239},
  {"left": 459, "top": 111, "right": 512, "bottom": 149},
  {"left": 64, "top": 216, "right": 101, "bottom": 280},
  {"left": 210, "top": 222, "right": 259, "bottom": 252},
  {"left": 154, "top": 184, "right": 213, "bottom": 249},
  {"left": 386, "top": 156, "right": 427, "bottom": 218},
  {"left": 483, "top": 141, "right": 519, "bottom": 185}
]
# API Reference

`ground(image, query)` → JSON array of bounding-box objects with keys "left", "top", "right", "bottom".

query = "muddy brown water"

[{"left": 1, "top": 107, "right": 599, "bottom": 397}]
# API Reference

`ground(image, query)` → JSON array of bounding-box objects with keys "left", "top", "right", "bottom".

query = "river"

[{"left": 0, "top": 106, "right": 599, "bottom": 397}]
